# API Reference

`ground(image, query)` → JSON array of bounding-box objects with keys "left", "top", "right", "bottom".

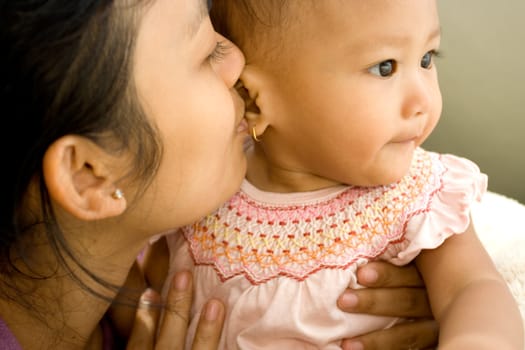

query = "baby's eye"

[
  {"left": 208, "top": 41, "right": 230, "bottom": 63},
  {"left": 421, "top": 50, "right": 439, "bottom": 69},
  {"left": 368, "top": 59, "right": 397, "bottom": 77}
]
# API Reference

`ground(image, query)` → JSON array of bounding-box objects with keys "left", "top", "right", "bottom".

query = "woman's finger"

[
  {"left": 191, "top": 299, "right": 225, "bottom": 350},
  {"left": 155, "top": 271, "right": 194, "bottom": 350},
  {"left": 338, "top": 287, "right": 432, "bottom": 318},
  {"left": 341, "top": 319, "right": 439, "bottom": 350},
  {"left": 356, "top": 262, "right": 424, "bottom": 288},
  {"left": 126, "top": 289, "right": 161, "bottom": 350}
]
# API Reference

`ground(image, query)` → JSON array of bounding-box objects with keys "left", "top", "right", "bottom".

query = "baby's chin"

[{"left": 348, "top": 160, "right": 413, "bottom": 187}]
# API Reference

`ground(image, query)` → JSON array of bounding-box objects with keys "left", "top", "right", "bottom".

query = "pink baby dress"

[{"left": 165, "top": 147, "right": 487, "bottom": 349}]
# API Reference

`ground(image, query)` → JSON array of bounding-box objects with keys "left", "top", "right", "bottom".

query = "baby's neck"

[{"left": 246, "top": 145, "right": 341, "bottom": 193}]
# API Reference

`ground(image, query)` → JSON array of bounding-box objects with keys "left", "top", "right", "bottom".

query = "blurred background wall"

[{"left": 423, "top": 1, "right": 525, "bottom": 203}]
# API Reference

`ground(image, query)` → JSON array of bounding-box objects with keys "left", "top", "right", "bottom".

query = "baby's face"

[{"left": 244, "top": 0, "right": 442, "bottom": 189}]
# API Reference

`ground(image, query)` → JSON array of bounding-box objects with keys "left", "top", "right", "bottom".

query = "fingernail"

[
  {"left": 174, "top": 271, "right": 189, "bottom": 291},
  {"left": 139, "top": 288, "right": 156, "bottom": 309},
  {"left": 342, "top": 341, "right": 364, "bottom": 350},
  {"left": 360, "top": 266, "right": 378, "bottom": 283},
  {"left": 339, "top": 292, "right": 359, "bottom": 308},
  {"left": 204, "top": 300, "right": 220, "bottom": 321},
  {"left": 141, "top": 288, "right": 156, "bottom": 301}
]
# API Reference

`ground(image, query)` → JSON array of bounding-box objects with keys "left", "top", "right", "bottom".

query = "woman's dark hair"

[{"left": 0, "top": 0, "right": 161, "bottom": 305}]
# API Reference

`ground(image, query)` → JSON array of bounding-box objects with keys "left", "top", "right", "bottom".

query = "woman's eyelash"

[{"left": 208, "top": 41, "right": 230, "bottom": 62}]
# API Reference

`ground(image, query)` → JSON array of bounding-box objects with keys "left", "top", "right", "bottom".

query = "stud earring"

[
  {"left": 111, "top": 188, "right": 124, "bottom": 200},
  {"left": 251, "top": 126, "right": 261, "bottom": 142}
]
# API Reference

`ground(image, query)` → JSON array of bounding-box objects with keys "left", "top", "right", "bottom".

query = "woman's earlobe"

[{"left": 43, "top": 135, "right": 127, "bottom": 221}]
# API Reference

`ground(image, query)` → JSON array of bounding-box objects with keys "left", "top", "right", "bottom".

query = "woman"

[{"left": 0, "top": 0, "right": 436, "bottom": 348}]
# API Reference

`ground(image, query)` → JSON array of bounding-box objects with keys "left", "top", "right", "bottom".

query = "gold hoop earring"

[
  {"left": 251, "top": 126, "right": 261, "bottom": 142},
  {"left": 111, "top": 188, "right": 124, "bottom": 200}
]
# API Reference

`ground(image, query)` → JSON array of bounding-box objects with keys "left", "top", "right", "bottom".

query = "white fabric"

[
  {"left": 473, "top": 191, "right": 525, "bottom": 336},
  {"left": 164, "top": 150, "right": 490, "bottom": 349}
]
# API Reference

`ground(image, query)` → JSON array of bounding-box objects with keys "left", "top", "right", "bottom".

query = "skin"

[
  {"left": 136, "top": 233, "right": 438, "bottom": 349},
  {"left": 0, "top": 0, "right": 247, "bottom": 348},
  {"left": 243, "top": 0, "right": 441, "bottom": 192},
  {"left": 228, "top": 0, "right": 523, "bottom": 348},
  {"left": 132, "top": 0, "right": 248, "bottom": 228},
  {"left": 339, "top": 262, "right": 438, "bottom": 350},
  {"left": 126, "top": 272, "right": 227, "bottom": 350},
  {"left": 110, "top": 0, "right": 440, "bottom": 348}
]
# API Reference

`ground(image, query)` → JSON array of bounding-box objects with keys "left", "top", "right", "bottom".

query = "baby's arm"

[{"left": 416, "top": 219, "right": 524, "bottom": 349}]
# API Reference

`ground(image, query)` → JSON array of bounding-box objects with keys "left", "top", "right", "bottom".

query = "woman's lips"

[{"left": 237, "top": 118, "right": 248, "bottom": 133}]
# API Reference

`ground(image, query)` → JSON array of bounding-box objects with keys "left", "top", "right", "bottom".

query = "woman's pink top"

[
  {"left": 0, "top": 317, "right": 22, "bottom": 350},
  {"left": 165, "top": 148, "right": 487, "bottom": 349}
]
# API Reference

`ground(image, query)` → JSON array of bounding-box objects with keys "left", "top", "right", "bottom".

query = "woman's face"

[{"left": 132, "top": 0, "right": 247, "bottom": 231}]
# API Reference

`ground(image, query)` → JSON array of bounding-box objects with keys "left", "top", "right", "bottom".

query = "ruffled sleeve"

[{"left": 389, "top": 153, "right": 488, "bottom": 265}]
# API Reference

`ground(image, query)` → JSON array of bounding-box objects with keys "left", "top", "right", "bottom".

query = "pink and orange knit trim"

[{"left": 183, "top": 149, "right": 445, "bottom": 285}]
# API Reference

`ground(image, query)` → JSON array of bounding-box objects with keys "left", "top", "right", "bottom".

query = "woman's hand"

[
  {"left": 338, "top": 262, "right": 438, "bottom": 350},
  {"left": 126, "top": 271, "right": 225, "bottom": 350}
]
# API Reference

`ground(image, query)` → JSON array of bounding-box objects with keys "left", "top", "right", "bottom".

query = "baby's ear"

[
  {"left": 238, "top": 65, "right": 271, "bottom": 136},
  {"left": 236, "top": 69, "right": 260, "bottom": 118},
  {"left": 42, "top": 135, "right": 127, "bottom": 221}
]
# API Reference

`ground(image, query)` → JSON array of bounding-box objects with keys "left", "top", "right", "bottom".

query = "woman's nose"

[{"left": 213, "top": 33, "right": 245, "bottom": 88}]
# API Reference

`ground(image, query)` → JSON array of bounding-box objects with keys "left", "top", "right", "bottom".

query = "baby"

[{"left": 154, "top": 0, "right": 524, "bottom": 349}]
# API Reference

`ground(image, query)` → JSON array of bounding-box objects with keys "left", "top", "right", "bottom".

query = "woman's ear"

[{"left": 42, "top": 135, "right": 127, "bottom": 221}]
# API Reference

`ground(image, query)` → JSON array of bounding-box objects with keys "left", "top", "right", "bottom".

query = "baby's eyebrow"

[
  {"left": 427, "top": 26, "right": 442, "bottom": 42},
  {"left": 378, "top": 26, "right": 441, "bottom": 47},
  {"left": 347, "top": 25, "right": 442, "bottom": 54}
]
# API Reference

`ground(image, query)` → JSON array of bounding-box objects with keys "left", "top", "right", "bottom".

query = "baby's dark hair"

[{"left": 210, "top": 0, "right": 307, "bottom": 59}]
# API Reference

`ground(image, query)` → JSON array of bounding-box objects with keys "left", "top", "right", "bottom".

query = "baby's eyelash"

[
  {"left": 208, "top": 41, "right": 230, "bottom": 62},
  {"left": 430, "top": 49, "right": 443, "bottom": 59}
]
